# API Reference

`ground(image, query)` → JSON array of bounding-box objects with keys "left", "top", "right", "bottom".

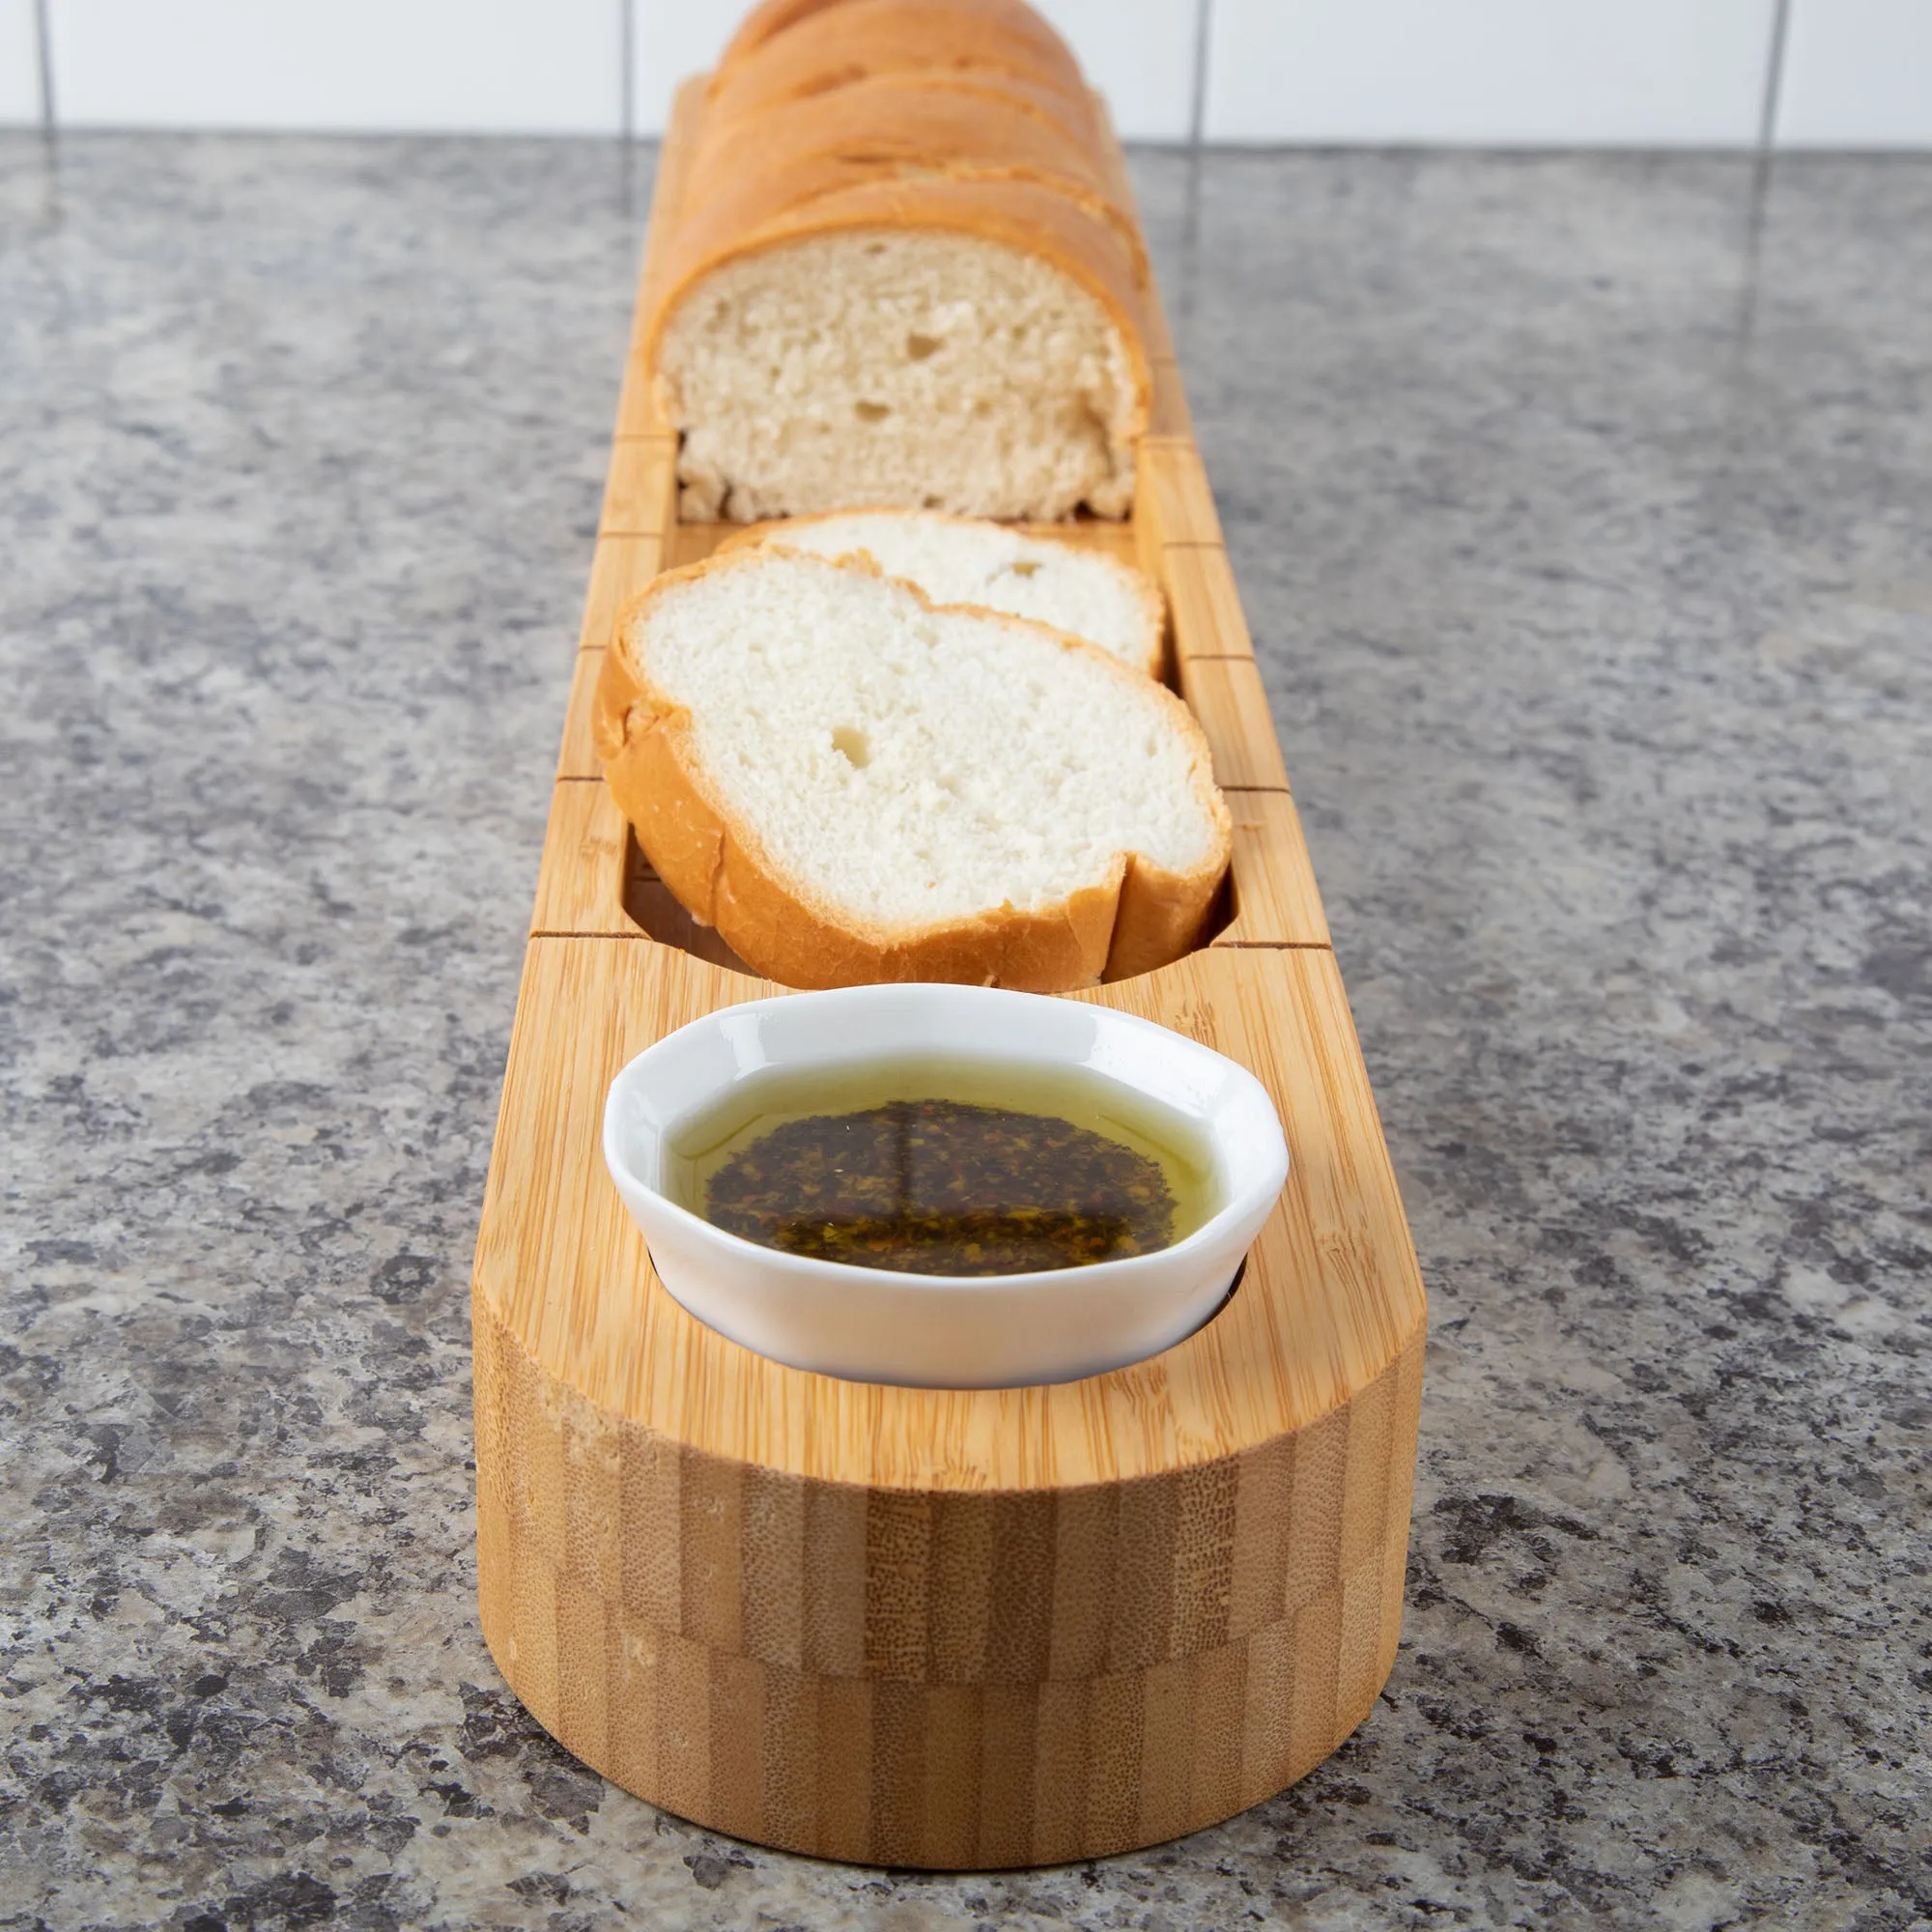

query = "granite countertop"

[{"left": 2, "top": 133, "right": 1927, "bottom": 1930}]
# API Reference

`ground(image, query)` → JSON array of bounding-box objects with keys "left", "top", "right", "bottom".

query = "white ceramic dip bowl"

[{"left": 602, "top": 983, "right": 1289, "bottom": 1389}]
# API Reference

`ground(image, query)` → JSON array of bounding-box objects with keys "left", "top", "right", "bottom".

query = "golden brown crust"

[
  {"left": 717, "top": 0, "right": 1080, "bottom": 84},
  {"left": 658, "top": 155, "right": 1149, "bottom": 295},
  {"left": 705, "top": 62, "right": 1099, "bottom": 150},
  {"left": 643, "top": 175, "right": 1152, "bottom": 454},
  {"left": 721, "top": 508, "right": 1168, "bottom": 680},
  {"left": 688, "top": 73, "right": 1142, "bottom": 272},
  {"left": 716, "top": 0, "right": 855, "bottom": 71},
  {"left": 593, "top": 551, "right": 1230, "bottom": 992},
  {"left": 705, "top": 1, "right": 1097, "bottom": 150}
]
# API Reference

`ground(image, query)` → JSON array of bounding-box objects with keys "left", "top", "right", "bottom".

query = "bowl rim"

[{"left": 601, "top": 984, "right": 1289, "bottom": 1295}]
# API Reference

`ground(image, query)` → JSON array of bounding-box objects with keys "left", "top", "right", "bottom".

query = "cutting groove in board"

[{"left": 471, "top": 75, "right": 1426, "bottom": 1868}]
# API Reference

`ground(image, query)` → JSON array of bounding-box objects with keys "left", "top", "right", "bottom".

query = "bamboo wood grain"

[
  {"left": 1180, "top": 654, "right": 1293, "bottom": 793},
  {"left": 600, "top": 436, "right": 681, "bottom": 537},
  {"left": 472, "top": 70, "right": 1425, "bottom": 1870},
  {"left": 529, "top": 781, "right": 632, "bottom": 938},
  {"left": 1148, "top": 359, "right": 1194, "bottom": 441},
  {"left": 556, "top": 648, "right": 605, "bottom": 781},
  {"left": 578, "top": 535, "right": 666, "bottom": 654},
  {"left": 1166, "top": 544, "right": 1256, "bottom": 664},
  {"left": 1215, "top": 792, "right": 1331, "bottom": 949},
  {"left": 1139, "top": 440, "right": 1227, "bottom": 553}
]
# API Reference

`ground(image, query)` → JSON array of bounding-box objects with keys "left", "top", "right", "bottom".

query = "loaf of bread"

[
  {"left": 642, "top": 0, "right": 1151, "bottom": 523},
  {"left": 593, "top": 550, "right": 1229, "bottom": 990},
  {"left": 729, "top": 509, "right": 1165, "bottom": 678}
]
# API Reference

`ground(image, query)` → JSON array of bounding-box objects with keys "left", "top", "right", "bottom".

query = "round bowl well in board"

[{"left": 601, "top": 981, "right": 1290, "bottom": 1388}]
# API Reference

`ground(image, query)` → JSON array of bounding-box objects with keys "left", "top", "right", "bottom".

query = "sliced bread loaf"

[
  {"left": 646, "top": 0, "right": 1150, "bottom": 522},
  {"left": 732, "top": 509, "right": 1165, "bottom": 678},
  {"left": 593, "top": 549, "right": 1229, "bottom": 990}
]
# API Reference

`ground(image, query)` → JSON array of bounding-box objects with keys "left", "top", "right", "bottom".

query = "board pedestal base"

[{"left": 474, "top": 1293, "right": 1422, "bottom": 1867}]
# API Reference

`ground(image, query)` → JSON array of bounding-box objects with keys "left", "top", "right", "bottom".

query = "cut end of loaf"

[{"left": 660, "top": 230, "right": 1138, "bottom": 524}]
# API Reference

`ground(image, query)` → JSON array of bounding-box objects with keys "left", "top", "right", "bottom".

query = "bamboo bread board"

[{"left": 471, "top": 78, "right": 1427, "bottom": 1868}]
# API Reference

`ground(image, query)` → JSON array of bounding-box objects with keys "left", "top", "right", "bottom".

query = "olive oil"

[{"left": 668, "top": 1057, "right": 1219, "bottom": 1276}]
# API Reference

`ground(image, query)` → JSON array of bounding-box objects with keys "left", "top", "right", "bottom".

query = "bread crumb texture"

[
  {"left": 639, "top": 553, "right": 1220, "bottom": 929},
  {"left": 753, "top": 508, "right": 1163, "bottom": 676},
  {"left": 661, "top": 231, "right": 1137, "bottom": 522}
]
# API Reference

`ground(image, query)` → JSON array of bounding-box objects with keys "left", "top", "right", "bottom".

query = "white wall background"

[
  {"left": 1, "top": 0, "right": 42, "bottom": 125},
  {"left": 33, "top": 0, "right": 620, "bottom": 133},
  {"left": 1206, "top": 0, "right": 1776, "bottom": 147},
  {"left": 1776, "top": 0, "right": 1932, "bottom": 146},
  {"left": 3, "top": 0, "right": 1928, "bottom": 147}
]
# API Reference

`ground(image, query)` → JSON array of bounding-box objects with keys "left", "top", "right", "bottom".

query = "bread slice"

[
  {"left": 732, "top": 509, "right": 1166, "bottom": 678},
  {"left": 648, "top": 179, "right": 1149, "bottom": 523},
  {"left": 593, "top": 549, "right": 1230, "bottom": 990}
]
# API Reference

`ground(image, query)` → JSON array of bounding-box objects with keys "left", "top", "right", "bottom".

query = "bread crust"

[
  {"left": 593, "top": 551, "right": 1230, "bottom": 992},
  {"left": 643, "top": 176, "right": 1151, "bottom": 504},
  {"left": 687, "top": 73, "right": 1147, "bottom": 279},
  {"left": 717, "top": 0, "right": 1081, "bottom": 86},
  {"left": 705, "top": 1, "right": 1096, "bottom": 149},
  {"left": 722, "top": 507, "right": 1168, "bottom": 679},
  {"left": 704, "top": 63, "right": 1099, "bottom": 151}
]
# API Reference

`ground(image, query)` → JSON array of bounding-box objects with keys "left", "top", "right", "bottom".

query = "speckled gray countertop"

[{"left": 2, "top": 133, "right": 1927, "bottom": 1931}]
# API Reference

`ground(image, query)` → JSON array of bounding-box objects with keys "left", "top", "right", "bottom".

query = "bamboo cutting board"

[{"left": 470, "top": 79, "right": 1428, "bottom": 1869}]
